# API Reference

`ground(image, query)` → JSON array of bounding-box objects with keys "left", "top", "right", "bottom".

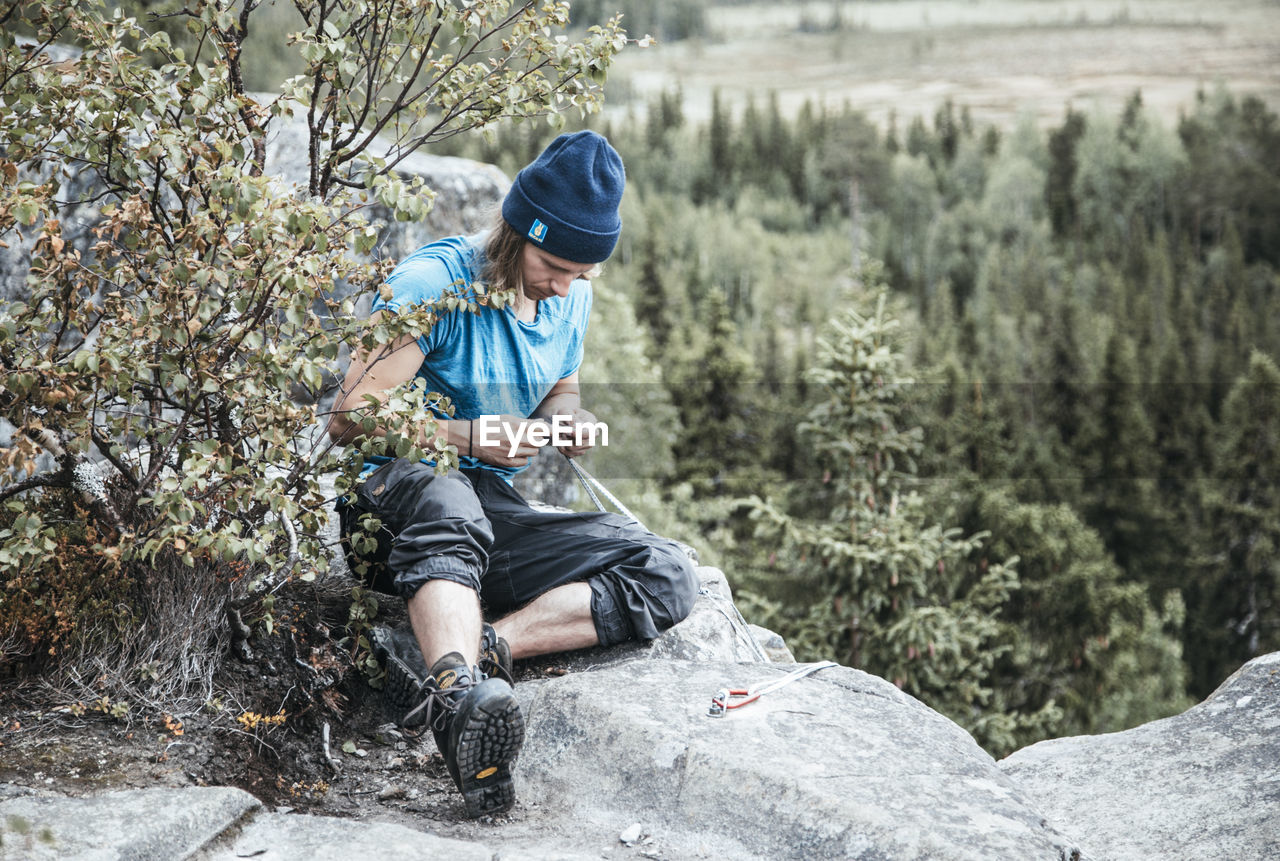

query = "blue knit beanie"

[{"left": 501, "top": 130, "right": 625, "bottom": 264}]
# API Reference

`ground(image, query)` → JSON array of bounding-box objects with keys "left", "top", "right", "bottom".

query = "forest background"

[
  {"left": 458, "top": 0, "right": 1280, "bottom": 756},
  {"left": 3, "top": 0, "right": 1278, "bottom": 760},
  {"left": 468, "top": 0, "right": 1280, "bottom": 756}
]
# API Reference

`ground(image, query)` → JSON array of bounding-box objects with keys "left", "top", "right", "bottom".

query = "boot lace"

[
  {"left": 478, "top": 650, "right": 513, "bottom": 685},
  {"left": 401, "top": 679, "right": 464, "bottom": 739}
]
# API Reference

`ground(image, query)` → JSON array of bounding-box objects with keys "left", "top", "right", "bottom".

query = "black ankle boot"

[{"left": 401, "top": 650, "right": 525, "bottom": 818}]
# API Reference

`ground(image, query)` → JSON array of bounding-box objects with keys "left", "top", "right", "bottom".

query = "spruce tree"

[
  {"left": 802, "top": 104, "right": 887, "bottom": 219},
  {"left": 632, "top": 228, "right": 674, "bottom": 352},
  {"left": 1080, "top": 330, "right": 1162, "bottom": 578},
  {"left": 1148, "top": 338, "right": 1214, "bottom": 602},
  {"left": 1031, "top": 289, "right": 1095, "bottom": 505},
  {"left": 666, "top": 292, "right": 757, "bottom": 497},
  {"left": 958, "top": 489, "right": 1190, "bottom": 745},
  {"left": 934, "top": 99, "right": 960, "bottom": 163},
  {"left": 708, "top": 89, "right": 733, "bottom": 189},
  {"left": 1193, "top": 351, "right": 1280, "bottom": 693},
  {"left": 765, "top": 91, "right": 799, "bottom": 198},
  {"left": 738, "top": 96, "right": 765, "bottom": 186},
  {"left": 745, "top": 290, "right": 1025, "bottom": 751},
  {"left": 906, "top": 115, "right": 935, "bottom": 164},
  {"left": 887, "top": 152, "right": 942, "bottom": 298}
]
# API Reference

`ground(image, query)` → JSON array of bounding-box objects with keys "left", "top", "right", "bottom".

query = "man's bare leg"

[
  {"left": 407, "top": 579, "right": 483, "bottom": 668},
  {"left": 403, "top": 578, "right": 522, "bottom": 820},
  {"left": 492, "top": 581, "right": 598, "bottom": 660}
]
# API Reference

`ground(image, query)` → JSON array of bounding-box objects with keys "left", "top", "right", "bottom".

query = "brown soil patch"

[{"left": 0, "top": 592, "right": 565, "bottom": 838}]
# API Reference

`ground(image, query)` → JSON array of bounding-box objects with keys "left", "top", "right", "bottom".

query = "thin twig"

[
  {"left": 280, "top": 513, "right": 300, "bottom": 577},
  {"left": 322, "top": 720, "right": 341, "bottom": 775},
  {"left": 0, "top": 471, "right": 62, "bottom": 504}
]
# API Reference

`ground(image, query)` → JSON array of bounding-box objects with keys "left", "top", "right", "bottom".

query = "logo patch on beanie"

[{"left": 528, "top": 219, "right": 547, "bottom": 244}]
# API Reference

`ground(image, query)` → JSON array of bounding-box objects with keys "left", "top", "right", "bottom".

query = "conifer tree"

[
  {"left": 745, "top": 289, "right": 1024, "bottom": 751},
  {"left": 758, "top": 321, "right": 805, "bottom": 481},
  {"left": 765, "top": 91, "right": 800, "bottom": 197},
  {"left": 1193, "top": 351, "right": 1280, "bottom": 693},
  {"left": 885, "top": 110, "right": 901, "bottom": 154},
  {"left": 705, "top": 89, "right": 734, "bottom": 197},
  {"left": 919, "top": 360, "right": 1019, "bottom": 486},
  {"left": 632, "top": 228, "right": 674, "bottom": 352},
  {"left": 1038, "top": 290, "right": 1095, "bottom": 466},
  {"left": 738, "top": 96, "right": 764, "bottom": 182},
  {"left": 982, "top": 151, "right": 1048, "bottom": 243},
  {"left": 666, "top": 292, "right": 757, "bottom": 496},
  {"left": 1138, "top": 230, "right": 1179, "bottom": 367},
  {"left": 805, "top": 106, "right": 888, "bottom": 220},
  {"left": 1073, "top": 110, "right": 1132, "bottom": 256},
  {"left": 1080, "top": 330, "right": 1162, "bottom": 578},
  {"left": 934, "top": 99, "right": 961, "bottom": 163},
  {"left": 905, "top": 115, "right": 934, "bottom": 163},
  {"left": 1147, "top": 338, "right": 1214, "bottom": 601},
  {"left": 887, "top": 152, "right": 942, "bottom": 296},
  {"left": 957, "top": 489, "right": 1190, "bottom": 745},
  {"left": 946, "top": 135, "right": 989, "bottom": 207}
]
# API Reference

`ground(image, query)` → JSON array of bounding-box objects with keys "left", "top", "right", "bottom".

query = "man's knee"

[
  {"left": 647, "top": 542, "right": 699, "bottom": 631},
  {"left": 389, "top": 463, "right": 485, "bottom": 525},
  {"left": 590, "top": 540, "right": 699, "bottom": 646}
]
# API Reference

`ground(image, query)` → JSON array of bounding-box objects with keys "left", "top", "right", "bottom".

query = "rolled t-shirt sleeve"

[{"left": 373, "top": 255, "right": 466, "bottom": 356}]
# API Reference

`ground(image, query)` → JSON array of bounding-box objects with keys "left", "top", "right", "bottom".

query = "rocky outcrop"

[
  {"left": 0, "top": 785, "right": 261, "bottom": 860},
  {"left": 0, "top": 647, "right": 1087, "bottom": 861},
  {"left": 999, "top": 651, "right": 1280, "bottom": 861},
  {"left": 511, "top": 659, "right": 1082, "bottom": 860},
  {"left": 0, "top": 785, "right": 494, "bottom": 861},
  {"left": 6, "top": 603, "right": 1279, "bottom": 859},
  {"left": 2, "top": 566, "right": 1093, "bottom": 861}
]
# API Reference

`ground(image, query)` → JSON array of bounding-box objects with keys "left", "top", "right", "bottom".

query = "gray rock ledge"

[{"left": 999, "top": 650, "right": 1280, "bottom": 861}]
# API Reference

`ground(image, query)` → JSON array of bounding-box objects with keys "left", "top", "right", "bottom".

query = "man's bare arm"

[
  {"left": 533, "top": 371, "right": 599, "bottom": 458},
  {"left": 327, "top": 312, "right": 541, "bottom": 467}
]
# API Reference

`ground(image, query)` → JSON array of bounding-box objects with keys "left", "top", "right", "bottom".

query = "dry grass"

[{"left": 607, "top": 0, "right": 1280, "bottom": 127}]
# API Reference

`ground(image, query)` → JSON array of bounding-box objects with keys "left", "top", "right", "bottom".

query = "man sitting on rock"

[{"left": 326, "top": 130, "right": 699, "bottom": 819}]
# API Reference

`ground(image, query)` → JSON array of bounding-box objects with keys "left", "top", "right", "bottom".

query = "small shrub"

[{"left": 0, "top": 0, "right": 634, "bottom": 709}]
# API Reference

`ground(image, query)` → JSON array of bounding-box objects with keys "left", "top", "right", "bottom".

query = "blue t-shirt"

[{"left": 369, "top": 233, "right": 592, "bottom": 478}]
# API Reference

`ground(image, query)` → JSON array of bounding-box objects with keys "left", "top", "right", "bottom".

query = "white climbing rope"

[{"left": 562, "top": 453, "right": 644, "bottom": 528}]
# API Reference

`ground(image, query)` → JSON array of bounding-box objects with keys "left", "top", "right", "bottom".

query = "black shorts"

[{"left": 339, "top": 459, "right": 698, "bottom": 646}]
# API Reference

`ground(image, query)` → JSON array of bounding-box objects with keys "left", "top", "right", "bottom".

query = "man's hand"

[
  {"left": 470, "top": 414, "right": 544, "bottom": 469},
  {"left": 552, "top": 407, "right": 600, "bottom": 458}
]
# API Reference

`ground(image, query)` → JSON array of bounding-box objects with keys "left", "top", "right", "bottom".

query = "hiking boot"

[
  {"left": 479, "top": 622, "right": 514, "bottom": 684},
  {"left": 373, "top": 623, "right": 513, "bottom": 719},
  {"left": 404, "top": 652, "right": 525, "bottom": 818},
  {"left": 371, "top": 624, "right": 432, "bottom": 723}
]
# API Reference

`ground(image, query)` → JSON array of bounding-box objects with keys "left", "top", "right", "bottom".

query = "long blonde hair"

[
  {"left": 482, "top": 214, "right": 525, "bottom": 299},
  {"left": 480, "top": 212, "right": 604, "bottom": 304}
]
